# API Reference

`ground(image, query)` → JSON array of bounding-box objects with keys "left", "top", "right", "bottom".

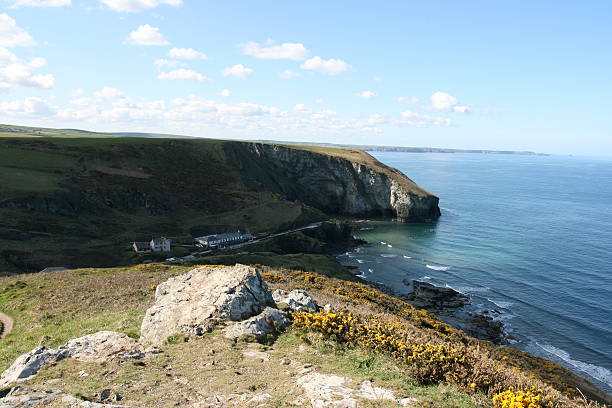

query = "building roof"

[
  {"left": 195, "top": 231, "right": 251, "bottom": 243},
  {"left": 151, "top": 237, "right": 170, "bottom": 244},
  {"left": 133, "top": 241, "right": 150, "bottom": 250}
]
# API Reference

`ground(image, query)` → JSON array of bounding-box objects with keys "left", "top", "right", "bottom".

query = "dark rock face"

[
  {"left": 402, "top": 280, "right": 469, "bottom": 309},
  {"left": 226, "top": 143, "right": 441, "bottom": 223}
]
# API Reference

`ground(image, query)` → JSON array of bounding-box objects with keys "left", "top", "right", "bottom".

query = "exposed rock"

[
  {"left": 402, "top": 280, "right": 468, "bottom": 310},
  {"left": 0, "top": 332, "right": 141, "bottom": 386},
  {"left": 272, "top": 289, "right": 318, "bottom": 312},
  {"left": 227, "top": 142, "right": 441, "bottom": 223},
  {"left": 224, "top": 307, "right": 290, "bottom": 342},
  {"left": 0, "top": 347, "right": 66, "bottom": 386},
  {"left": 0, "top": 387, "right": 134, "bottom": 407},
  {"left": 464, "top": 313, "right": 506, "bottom": 344},
  {"left": 61, "top": 331, "right": 141, "bottom": 363},
  {"left": 296, "top": 372, "right": 415, "bottom": 407},
  {"left": 140, "top": 265, "right": 274, "bottom": 346}
]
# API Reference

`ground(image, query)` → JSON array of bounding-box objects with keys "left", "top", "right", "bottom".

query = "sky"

[{"left": 0, "top": 0, "right": 611, "bottom": 155}]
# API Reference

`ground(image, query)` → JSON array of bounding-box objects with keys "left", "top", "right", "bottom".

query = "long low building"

[{"left": 195, "top": 231, "right": 253, "bottom": 248}]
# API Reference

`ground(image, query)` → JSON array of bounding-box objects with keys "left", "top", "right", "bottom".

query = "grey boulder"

[
  {"left": 224, "top": 307, "right": 290, "bottom": 342},
  {"left": 272, "top": 289, "right": 318, "bottom": 312},
  {"left": 140, "top": 264, "right": 274, "bottom": 346}
]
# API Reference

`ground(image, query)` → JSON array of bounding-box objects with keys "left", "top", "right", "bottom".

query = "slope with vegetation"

[{"left": 0, "top": 263, "right": 609, "bottom": 407}]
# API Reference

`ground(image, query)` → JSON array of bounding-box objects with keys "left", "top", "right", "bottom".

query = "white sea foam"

[
  {"left": 380, "top": 254, "right": 397, "bottom": 258},
  {"left": 426, "top": 264, "right": 451, "bottom": 271},
  {"left": 403, "top": 255, "right": 412, "bottom": 259},
  {"left": 380, "top": 241, "right": 387, "bottom": 245},
  {"left": 536, "top": 343, "right": 612, "bottom": 388},
  {"left": 356, "top": 272, "right": 367, "bottom": 279},
  {"left": 487, "top": 298, "right": 514, "bottom": 309},
  {"left": 418, "top": 276, "right": 432, "bottom": 281},
  {"left": 357, "top": 259, "right": 365, "bottom": 264},
  {"left": 387, "top": 244, "right": 393, "bottom": 248},
  {"left": 368, "top": 268, "right": 374, "bottom": 273}
]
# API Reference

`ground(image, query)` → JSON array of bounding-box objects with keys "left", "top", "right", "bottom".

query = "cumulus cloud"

[
  {"left": 154, "top": 58, "right": 185, "bottom": 68},
  {"left": 93, "top": 86, "right": 123, "bottom": 99},
  {"left": 0, "top": 49, "right": 54, "bottom": 90},
  {"left": 279, "top": 69, "right": 300, "bottom": 79},
  {"left": 354, "top": 91, "right": 376, "bottom": 100},
  {"left": 126, "top": 24, "right": 169, "bottom": 46},
  {"left": 9, "top": 0, "right": 70, "bottom": 6},
  {"left": 395, "top": 111, "right": 452, "bottom": 127},
  {"left": 300, "top": 56, "right": 352, "bottom": 75},
  {"left": 222, "top": 64, "right": 253, "bottom": 79},
  {"left": 157, "top": 68, "right": 207, "bottom": 82},
  {"left": 0, "top": 96, "right": 56, "bottom": 116},
  {"left": 242, "top": 41, "right": 309, "bottom": 61},
  {"left": 217, "top": 89, "right": 231, "bottom": 97},
  {"left": 99, "top": 0, "right": 181, "bottom": 12},
  {"left": 0, "top": 14, "right": 35, "bottom": 47},
  {"left": 396, "top": 96, "right": 419, "bottom": 104},
  {"left": 430, "top": 91, "right": 470, "bottom": 114},
  {"left": 168, "top": 47, "right": 207, "bottom": 60}
]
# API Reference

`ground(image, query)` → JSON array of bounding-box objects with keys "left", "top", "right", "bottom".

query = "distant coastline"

[{"left": 256, "top": 140, "right": 549, "bottom": 156}]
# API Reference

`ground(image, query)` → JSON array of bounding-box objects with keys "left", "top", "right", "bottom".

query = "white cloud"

[
  {"left": 242, "top": 41, "right": 309, "bottom": 61},
  {"left": 0, "top": 96, "right": 56, "bottom": 116},
  {"left": 154, "top": 58, "right": 185, "bottom": 67},
  {"left": 222, "top": 64, "right": 253, "bottom": 79},
  {"left": 354, "top": 91, "right": 376, "bottom": 100},
  {"left": 279, "top": 69, "right": 300, "bottom": 79},
  {"left": 395, "top": 110, "right": 452, "bottom": 127},
  {"left": 217, "top": 89, "right": 231, "bottom": 97},
  {"left": 157, "top": 68, "right": 207, "bottom": 82},
  {"left": 366, "top": 113, "right": 387, "bottom": 124},
  {"left": 168, "top": 47, "right": 207, "bottom": 60},
  {"left": 0, "top": 50, "right": 54, "bottom": 90},
  {"left": 430, "top": 91, "right": 470, "bottom": 114},
  {"left": 71, "top": 87, "right": 85, "bottom": 97},
  {"left": 126, "top": 24, "right": 169, "bottom": 46},
  {"left": 0, "top": 14, "right": 35, "bottom": 47},
  {"left": 300, "top": 56, "right": 352, "bottom": 75},
  {"left": 10, "top": 0, "right": 70, "bottom": 6},
  {"left": 313, "top": 98, "right": 325, "bottom": 104},
  {"left": 93, "top": 86, "right": 123, "bottom": 99},
  {"left": 99, "top": 0, "right": 181, "bottom": 12},
  {"left": 396, "top": 96, "right": 419, "bottom": 104}
]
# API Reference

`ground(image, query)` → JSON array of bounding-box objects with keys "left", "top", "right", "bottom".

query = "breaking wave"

[{"left": 426, "top": 264, "right": 451, "bottom": 271}]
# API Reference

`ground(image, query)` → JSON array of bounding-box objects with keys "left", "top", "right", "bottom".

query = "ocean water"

[{"left": 338, "top": 152, "right": 612, "bottom": 393}]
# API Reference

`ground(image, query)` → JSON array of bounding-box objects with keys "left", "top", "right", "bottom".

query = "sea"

[{"left": 337, "top": 152, "right": 612, "bottom": 394}]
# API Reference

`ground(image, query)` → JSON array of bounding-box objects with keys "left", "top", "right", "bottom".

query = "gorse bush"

[
  {"left": 291, "top": 310, "right": 570, "bottom": 407},
  {"left": 492, "top": 386, "right": 556, "bottom": 408}
]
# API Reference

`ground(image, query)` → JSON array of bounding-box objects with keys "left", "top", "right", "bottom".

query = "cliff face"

[{"left": 227, "top": 143, "right": 441, "bottom": 222}]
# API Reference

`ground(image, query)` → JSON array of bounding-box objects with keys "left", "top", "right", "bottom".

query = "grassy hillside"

[
  {"left": 0, "top": 137, "right": 331, "bottom": 274},
  {"left": 0, "top": 264, "right": 608, "bottom": 407}
]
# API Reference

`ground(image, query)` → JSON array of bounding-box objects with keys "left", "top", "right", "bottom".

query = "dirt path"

[{"left": 0, "top": 312, "right": 13, "bottom": 339}]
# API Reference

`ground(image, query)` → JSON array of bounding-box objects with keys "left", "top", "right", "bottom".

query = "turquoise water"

[{"left": 337, "top": 152, "right": 612, "bottom": 393}]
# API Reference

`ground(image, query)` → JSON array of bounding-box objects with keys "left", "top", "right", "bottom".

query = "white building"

[
  {"left": 133, "top": 237, "right": 171, "bottom": 253},
  {"left": 195, "top": 231, "right": 253, "bottom": 248}
]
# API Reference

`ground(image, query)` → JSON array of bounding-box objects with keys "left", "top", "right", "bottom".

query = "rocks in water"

[
  {"left": 296, "top": 372, "right": 415, "bottom": 407},
  {"left": 0, "top": 331, "right": 142, "bottom": 386},
  {"left": 224, "top": 307, "right": 290, "bottom": 343},
  {"left": 0, "top": 387, "right": 134, "bottom": 407},
  {"left": 402, "top": 280, "right": 468, "bottom": 309},
  {"left": 464, "top": 312, "right": 506, "bottom": 344},
  {"left": 62, "top": 331, "right": 141, "bottom": 363},
  {"left": 140, "top": 264, "right": 274, "bottom": 346},
  {"left": 272, "top": 289, "right": 318, "bottom": 312}
]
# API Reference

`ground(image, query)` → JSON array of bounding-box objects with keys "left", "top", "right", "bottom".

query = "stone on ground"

[
  {"left": 224, "top": 307, "right": 290, "bottom": 342},
  {"left": 0, "top": 387, "right": 134, "bottom": 407},
  {"left": 140, "top": 265, "right": 274, "bottom": 346},
  {"left": 296, "top": 372, "right": 415, "bottom": 407},
  {"left": 272, "top": 289, "right": 319, "bottom": 312}
]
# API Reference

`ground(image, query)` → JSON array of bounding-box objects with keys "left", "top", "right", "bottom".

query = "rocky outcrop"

[
  {"left": 223, "top": 307, "right": 290, "bottom": 342},
  {"left": 402, "top": 280, "right": 468, "bottom": 309},
  {"left": 0, "top": 331, "right": 141, "bottom": 386},
  {"left": 226, "top": 142, "right": 441, "bottom": 222},
  {"left": 0, "top": 387, "right": 134, "bottom": 407},
  {"left": 140, "top": 265, "right": 274, "bottom": 346},
  {"left": 296, "top": 372, "right": 416, "bottom": 407},
  {"left": 272, "top": 289, "right": 319, "bottom": 312}
]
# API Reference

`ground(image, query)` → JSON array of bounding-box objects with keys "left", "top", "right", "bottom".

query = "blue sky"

[{"left": 0, "top": 0, "right": 611, "bottom": 154}]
